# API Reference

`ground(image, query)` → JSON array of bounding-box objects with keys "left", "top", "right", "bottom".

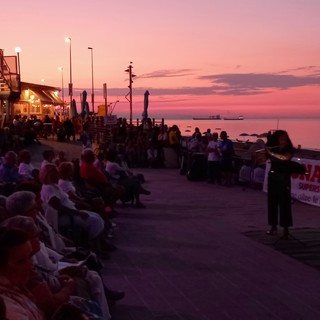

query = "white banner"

[
  {"left": 291, "top": 157, "right": 320, "bottom": 207},
  {"left": 263, "top": 157, "right": 320, "bottom": 207}
]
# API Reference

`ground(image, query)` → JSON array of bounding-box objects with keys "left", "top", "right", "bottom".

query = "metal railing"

[{"left": 0, "top": 49, "right": 20, "bottom": 94}]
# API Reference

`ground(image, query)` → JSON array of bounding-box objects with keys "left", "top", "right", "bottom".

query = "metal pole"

[
  {"left": 125, "top": 62, "right": 135, "bottom": 125},
  {"left": 88, "top": 47, "right": 94, "bottom": 113},
  {"left": 61, "top": 68, "right": 64, "bottom": 117},
  {"left": 15, "top": 47, "right": 22, "bottom": 84},
  {"left": 129, "top": 65, "right": 132, "bottom": 125},
  {"left": 66, "top": 37, "right": 73, "bottom": 118},
  {"left": 103, "top": 83, "right": 107, "bottom": 116},
  {"left": 17, "top": 52, "right": 20, "bottom": 76},
  {"left": 70, "top": 40, "right": 72, "bottom": 117}
]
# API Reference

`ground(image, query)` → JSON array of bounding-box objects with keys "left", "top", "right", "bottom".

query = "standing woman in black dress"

[{"left": 265, "top": 130, "right": 294, "bottom": 239}]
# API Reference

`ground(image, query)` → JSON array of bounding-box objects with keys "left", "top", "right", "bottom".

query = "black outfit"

[
  {"left": 62, "top": 119, "right": 75, "bottom": 140},
  {"left": 267, "top": 146, "right": 294, "bottom": 228},
  {"left": 207, "top": 161, "right": 221, "bottom": 183}
]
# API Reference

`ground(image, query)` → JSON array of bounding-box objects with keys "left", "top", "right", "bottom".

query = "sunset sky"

[{"left": 2, "top": 0, "right": 320, "bottom": 119}]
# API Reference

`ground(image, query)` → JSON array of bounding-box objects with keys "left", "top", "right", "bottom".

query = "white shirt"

[
  {"left": 18, "top": 162, "right": 34, "bottom": 179},
  {"left": 105, "top": 161, "right": 125, "bottom": 180},
  {"left": 207, "top": 140, "right": 220, "bottom": 161},
  {"left": 41, "top": 184, "right": 76, "bottom": 210},
  {"left": 40, "top": 160, "right": 54, "bottom": 169},
  {"left": 58, "top": 179, "right": 76, "bottom": 194},
  {"left": 41, "top": 184, "right": 76, "bottom": 230}
]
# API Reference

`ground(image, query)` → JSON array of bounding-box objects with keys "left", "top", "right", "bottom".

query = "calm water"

[{"left": 164, "top": 118, "right": 320, "bottom": 150}]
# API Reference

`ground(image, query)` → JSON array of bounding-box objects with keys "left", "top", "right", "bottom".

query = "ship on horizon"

[
  {"left": 192, "top": 114, "right": 221, "bottom": 120},
  {"left": 223, "top": 115, "right": 244, "bottom": 120}
]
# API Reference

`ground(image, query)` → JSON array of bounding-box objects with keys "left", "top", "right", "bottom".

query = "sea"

[{"left": 163, "top": 118, "right": 320, "bottom": 150}]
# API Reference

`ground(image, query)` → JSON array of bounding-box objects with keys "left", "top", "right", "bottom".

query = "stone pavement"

[{"left": 28, "top": 140, "right": 320, "bottom": 320}]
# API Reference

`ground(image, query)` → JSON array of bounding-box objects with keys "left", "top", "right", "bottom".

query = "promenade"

[{"left": 29, "top": 140, "right": 320, "bottom": 320}]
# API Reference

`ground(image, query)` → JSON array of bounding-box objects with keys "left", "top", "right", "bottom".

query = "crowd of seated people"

[
  {"left": 0, "top": 147, "right": 130, "bottom": 319},
  {"left": 111, "top": 118, "right": 167, "bottom": 168},
  {"left": 3, "top": 114, "right": 83, "bottom": 148},
  {"left": 105, "top": 150, "right": 151, "bottom": 208},
  {"left": 86, "top": 117, "right": 182, "bottom": 169}
]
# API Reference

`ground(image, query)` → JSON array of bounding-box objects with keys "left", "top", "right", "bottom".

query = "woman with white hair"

[
  {"left": 39, "top": 164, "right": 105, "bottom": 247},
  {"left": 58, "top": 161, "right": 93, "bottom": 211},
  {"left": 6, "top": 189, "right": 66, "bottom": 251}
]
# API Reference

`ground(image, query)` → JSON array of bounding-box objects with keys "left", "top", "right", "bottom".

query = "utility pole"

[{"left": 125, "top": 62, "right": 136, "bottom": 125}]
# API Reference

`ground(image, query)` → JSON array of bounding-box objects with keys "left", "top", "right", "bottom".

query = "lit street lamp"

[
  {"left": 64, "top": 37, "right": 72, "bottom": 116},
  {"left": 58, "top": 67, "right": 64, "bottom": 117},
  {"left": 88, "top": 47, "right": 94, "bottom": 113}
]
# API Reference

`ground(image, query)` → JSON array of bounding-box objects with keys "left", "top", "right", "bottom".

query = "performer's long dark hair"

[{"left": 267, "top": 130, "right": 294, "bottom": 154}]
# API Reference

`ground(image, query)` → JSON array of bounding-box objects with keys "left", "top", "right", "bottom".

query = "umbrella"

[
  {"left": 250, "top": 133, "right": 259, "bottom": 137},
  {"left": 81, "top": 90, "right": 87, "bottom": 118},
  {"left": 239, "top": 133, "right": 249, "bottom": 136},
  {"left": 142, "top": 90, "right": 150, "bottom": 120},
  {"left": 85, "top": 102, "right": 90, "bottom": 118},
  {"left": 70, "top": 99, "right": 77, "bottom": 118}
]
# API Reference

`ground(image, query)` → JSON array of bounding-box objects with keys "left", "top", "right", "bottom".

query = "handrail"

[{"left": 0, "top": 50, "right": 20, "bottom": 93}]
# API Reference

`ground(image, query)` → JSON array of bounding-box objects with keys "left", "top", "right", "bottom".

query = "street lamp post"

[
  {"left": 14, "top": 47, "right": 21, "bottom": 82},
  {"left": 65, "top": 37, "right": 72, "bottom": 117},
  {"left": 14, "top": 47, "right": 21, "bottom": 77},
  {"left": 58, "top": 67, "right": 64, "bottom": 117},
  {"left": 88, "top": 47, "right": 94, "bottom": 113},
  {"left": 103, "top": 83, "right": 107, "bottom": 115}
]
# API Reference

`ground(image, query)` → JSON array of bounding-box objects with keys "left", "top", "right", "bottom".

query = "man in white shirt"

[{"left": 207, "top": 132, "right": 221, "bottom": 183}]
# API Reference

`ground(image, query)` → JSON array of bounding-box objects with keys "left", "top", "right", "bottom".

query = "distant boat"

[
  {"left": 193, "top": 115, "right": 221, "bottom": 120},
  {"left": 223, "top": 115, "right": 244, "bottom": 120}
]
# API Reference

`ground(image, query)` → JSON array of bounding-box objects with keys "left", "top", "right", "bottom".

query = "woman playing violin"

[{"left": 265, "top": 130, "right": 294, "bottom": 239}]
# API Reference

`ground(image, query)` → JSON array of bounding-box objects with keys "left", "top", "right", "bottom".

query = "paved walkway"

[{"left": 29, "top": 140, "right": 320, "bottom": 320}]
